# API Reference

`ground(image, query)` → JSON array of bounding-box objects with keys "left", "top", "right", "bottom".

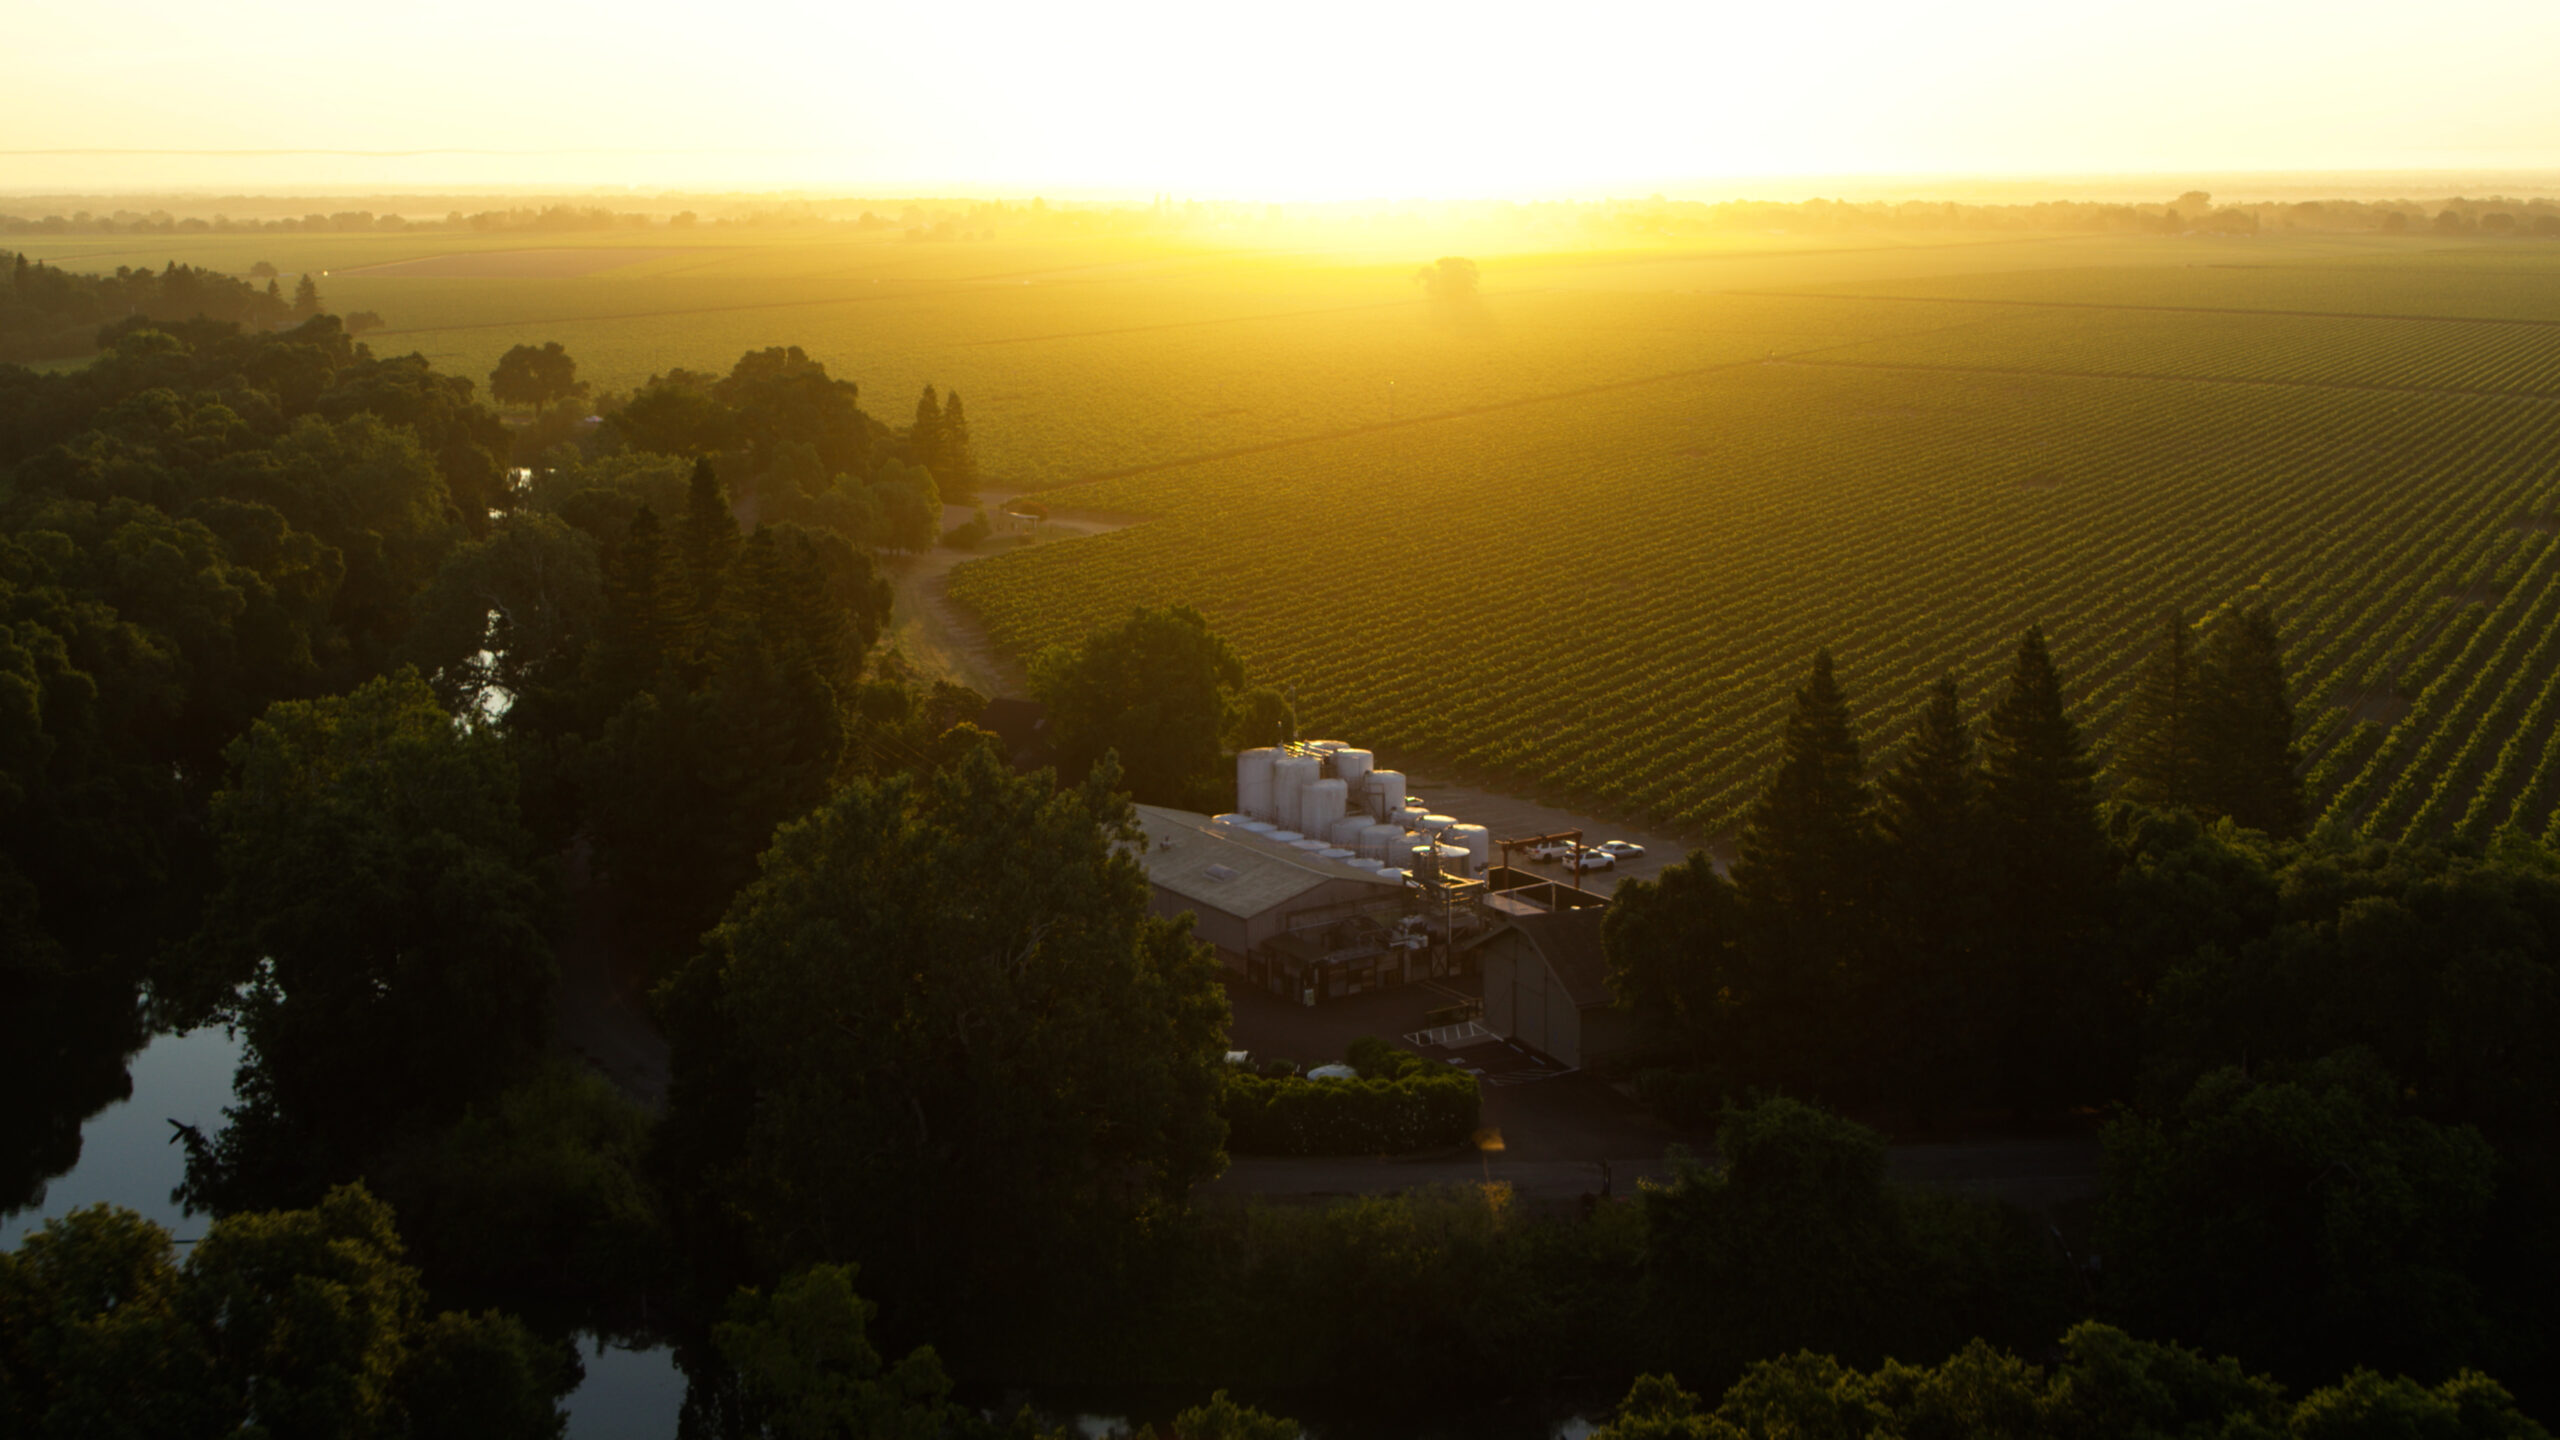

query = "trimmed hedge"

[{"left": 1222, "top": 1069, "right": 1480, "bottom": 1156}]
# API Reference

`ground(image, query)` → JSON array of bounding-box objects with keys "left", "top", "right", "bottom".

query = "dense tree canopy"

[
  {"left": 489, "top": 342, "right": 588, "bottom": 417},
  {"left": 1608, "top": 621, "right": 2560, "bottom": 1399},
  {"left": 1, "top": 251, "right": 292, "bottom": 361},
  {"left": 707, "top": 1263, "right": 972, "bottom": 1440},
  {"left": 2103, "top": 1050, "right": 2501, "bottom": 1385},
  {"left": 660, "top": 740, "right": 1230, "bottom": 1333},
  {"left": 0, "top": 1186, "right": 577, "bottom": 1440},
  {"left": 1587, "top": 1324, "right": 2546, "bottom": 1440},
  {"left": 527, "top": 457, "right": 894, "bottom": 970},
  {"left": 1031, "top": 603, "right": 1250, "bottom": 809},
  {"left": 1640, "top": 1096, "right": 2064, "bottom": 1378},
  {"left": 0, "top": 315, "right": 511, "bottom": 967},
  {"left": 167, "top": 671, "right": 555, "bottom": 1210},
  {"left": 604, "top": 349, "right": 960, "bottom": 555},
  {"left": 2113, "top": 605, "right": 2306, "bottom": 837}
]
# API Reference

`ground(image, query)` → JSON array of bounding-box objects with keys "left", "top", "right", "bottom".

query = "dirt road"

[{"left": 882, "top": 488, "right": 1136, "bottom": 697}]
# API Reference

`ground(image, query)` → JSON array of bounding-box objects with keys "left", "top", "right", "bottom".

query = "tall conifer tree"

[
  {"left": 292, "top": 272, "right": 322, "bottom": 318},
  {"left": 677, "top": 457, "right": 740, "bottom": 640},
  {"left": 1981, "top": 624, "right": 2102, "bottom": 886},
  {"left": 1730, "top": 649, "right": 1873, "bottom": 1094},
  {"left": 937, "top": 391, "right": 980, "bottom": 503},
  {"left": 1733, "top": 649, "right": 1873, "bottom": 926},
  {"left": 2116, "top": 609, "right": 2205, "bottom": 812},
  {"left": 911, "top": 386, "right": 945, "bottom": 472},
  {"left": 1873, "top": 673, "right": 1988, "bottom": 1113},
  {"left": 1877, "top": 674, "right": 1978, "bottom": 858},
  {"left": 597, "top": 505, "right": 673, "bottom": 693},
  {"left": 1978, "top": 624, "right": 2109, "bottom": 1108},
  {"left": 2196, "top": 605, "right": 2305, "bottom": 837}
]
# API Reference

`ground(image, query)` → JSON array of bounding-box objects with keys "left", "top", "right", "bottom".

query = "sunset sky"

[{"left": 10, "top": 0, "right": 2560, "bottom": 196}]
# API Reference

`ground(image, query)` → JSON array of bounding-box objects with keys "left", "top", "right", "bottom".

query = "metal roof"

[{"left": 1132, "top": 805, "right": 1402, "bottom": 919}]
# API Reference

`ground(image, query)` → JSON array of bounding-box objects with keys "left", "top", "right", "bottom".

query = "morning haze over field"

[{"left": 10, "top": 3, "right": 2560, "bottom": 1438}]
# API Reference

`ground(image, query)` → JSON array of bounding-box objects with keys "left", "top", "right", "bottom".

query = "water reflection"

[
  {"left": 0, "top": 1006, "right": 234, "bottom": 1248},
  {"left": 2, "top": 1020, "right": 690, "bottom": 1431},
  {"left": 564, "top": 1337, "right": 684, "bottom": 1440},
  {"left": 0, "top": 1020, "right": 1601, "bottom": 1440}
]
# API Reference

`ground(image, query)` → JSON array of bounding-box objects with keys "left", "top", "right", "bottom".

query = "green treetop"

[
  {"left": 1869, "top": 672, "right": 1989, "bottom": 1112},
  {"left": 910, "top": 384, "right": 944, "bottom": 471},
  {"left": 1732, "top": 649, "right": 1872, "bottom": 927},
  {"left": 660, "top": 739, "right": 1230, "bottom": 1333},
  {"left": 0, "top": 1186, "right": 576, "bottom": 1440},
  {"left": 168, "top": 671, "right": 554, "bottom": 1209},
  {"left": 1032, "top": 603, "right": 1250, "bottom": 809},
  {"left": 936, "top": 390, "right": 981, "bottom": 503},
  {"left": 1977, "top": 623, "right": 2110, "bottom": 1107},
  {"left": 2115, "top": 609, "right": 2206, "bottom": 811},
  {"left": 2196, "top": 605, "right": 2306, "bottom": 837},
  {"left": 488, "top": 341, "right": 588, "bottom": 417},
  {"left": 1980, "top": 624, "right": 2105, "bottom": 899}
]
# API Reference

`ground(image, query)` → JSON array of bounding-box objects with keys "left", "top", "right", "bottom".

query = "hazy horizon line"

[{"left": 13, "top": 164, "right": 2560, "bottom": 209}]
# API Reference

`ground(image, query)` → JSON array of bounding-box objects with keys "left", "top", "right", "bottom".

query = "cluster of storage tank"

[{"left": 1222, "top": 742, "right": 1492, "bottom": 881}]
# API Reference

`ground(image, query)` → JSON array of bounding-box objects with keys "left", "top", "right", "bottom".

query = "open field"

[
  {"left": 332, "top": 246, "right": 691, "bottom": 278},
  {"left": 19, "top": 224, "right": 2560, "bottom": 842},
  {"left": 3, "top": 226, "right": 2289, "bottom": 484}
]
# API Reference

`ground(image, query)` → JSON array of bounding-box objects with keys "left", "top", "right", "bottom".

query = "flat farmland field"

[
  {"left": 2, "top": 226, "right": 2209, "bottom": 483},
  {"left": 20, "top": 223, "right": 2560, "bottom": 842},
  {"left": 937, "top": 237, "right": 2560, "bottom": 844}
]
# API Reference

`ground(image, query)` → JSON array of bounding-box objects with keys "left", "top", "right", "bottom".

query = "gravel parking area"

[{"left": 1396, "top": 774, "right": 1717, "bottom": 893}]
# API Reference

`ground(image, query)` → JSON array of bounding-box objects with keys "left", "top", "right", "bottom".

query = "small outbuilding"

[{"left": 1476, "top": 907, "right": 1645, "bottom": 1071}]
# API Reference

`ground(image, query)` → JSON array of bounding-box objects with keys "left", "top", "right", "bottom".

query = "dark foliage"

[
  {"left": 0, "top": 1186, "right": 578, "bottom": 1440},
  {"left": 1031, "top": 603, "right": 1251, "bottom": 810},
  {"left": 1589, "top": 1323, "right": 2544, "bottom": 1440},
  {"left": 1607, "top": 623, "right": 2560, "bottom": 1404},
  {"left": 1, "top": 251, "right": 292, "bottom": 361},
  {"left": 1220, "top": 1069, "right": 1479, "bottom": 1155},
  {"left": 656, "top": 738, "right": 1230, "bottom": 1342}
]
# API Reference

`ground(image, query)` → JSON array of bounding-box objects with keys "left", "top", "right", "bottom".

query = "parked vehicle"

[
  {"left": 1527, "top": 841, "right": 1578, "bottom": 862},
  {"left": 1595, "top": 840, "right": 1646, "bottom": 860},
  {"left": 1567, "top": 847, "right": 1616, "bottom": 871}
]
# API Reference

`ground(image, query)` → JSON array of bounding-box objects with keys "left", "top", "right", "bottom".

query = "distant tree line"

[
  {"left": 22, "top": 189, "right": 2560, "bottom": 243},
  {"left": 1, "top": 252, "right": 295, "bottom": 360},
  {"left": 0, "top": 196, "right": 1063, "bottom": 239},
  {"left": 1576, "top": 190, "right": 2560, "bottom": 239},
  {"left": 594, "top": 345, "right": 979, "bottom": 519},
  {"left": 0, "top": 205, "right": 657, "bottom": 237}
]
